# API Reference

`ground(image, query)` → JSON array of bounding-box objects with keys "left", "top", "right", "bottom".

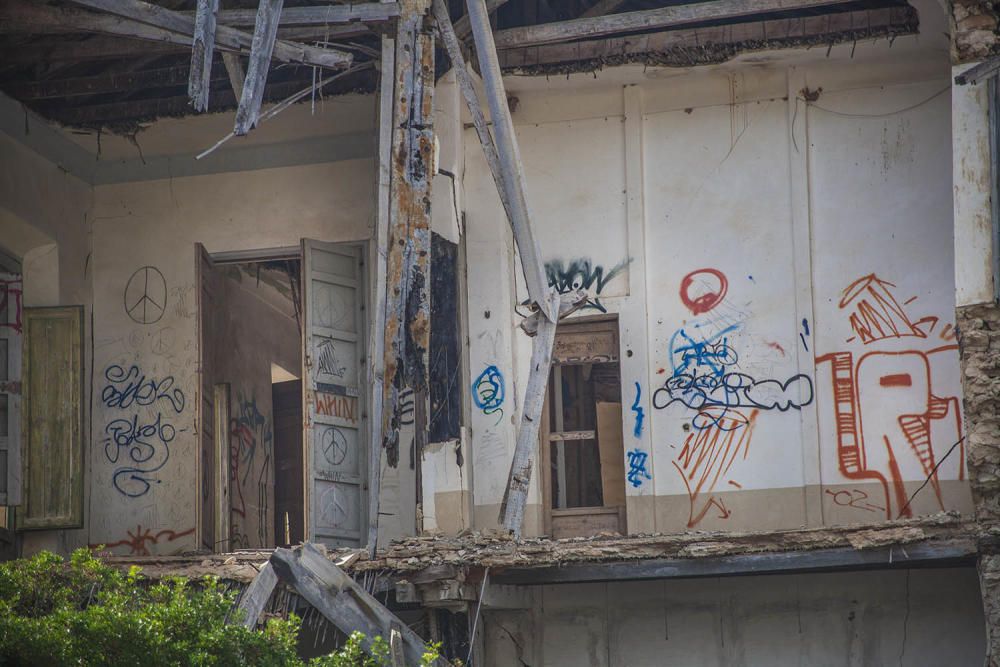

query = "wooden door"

[
  {"left": 302, "top": 240, "right": 367, "bottom": 547},
  {"left": 196, "top": 245, "right": 222, "bottom": 551},
  {"left": 0, "top": 273, "right": 22, "bottom": 508}
]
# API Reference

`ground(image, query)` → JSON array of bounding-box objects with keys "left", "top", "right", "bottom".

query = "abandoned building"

[{"left": 3, "top": 0, "right": 1000, "bottom": 663}]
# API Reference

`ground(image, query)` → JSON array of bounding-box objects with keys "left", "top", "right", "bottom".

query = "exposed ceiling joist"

[
  {"left": 452, "top": 0, "right": 508, "bottom": 39},
  {"left": 209, "top": 3, "right": 400, "bottom": 26},
  {"left": 66, "top": 0, "right": 352, "bottom": 68},
  {"left": 6, "top": 62, "right": 229, "bottom": 99},
  {"left": 492, "top": 0, "right": 862, "bottom": 49},
  {"left": 499, "top": 6, "right": 918, "bottom": 69}
]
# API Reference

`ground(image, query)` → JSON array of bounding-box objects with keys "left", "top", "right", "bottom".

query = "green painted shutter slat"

[{"left": 20, "top": 306, "right": 84, "bottom": 530}]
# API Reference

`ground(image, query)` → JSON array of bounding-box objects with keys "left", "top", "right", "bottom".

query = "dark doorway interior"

[{"left": 273, "top": 379, "right": 304, "bottom": 547}]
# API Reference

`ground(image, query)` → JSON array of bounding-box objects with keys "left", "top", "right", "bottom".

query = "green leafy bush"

[{"left": 0, "top": 549, "right": 442, "bottom": 667}]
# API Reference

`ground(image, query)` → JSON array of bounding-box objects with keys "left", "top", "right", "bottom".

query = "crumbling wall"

[{"left": 951, "top": 0, "right": 1000, "bottom": 63}]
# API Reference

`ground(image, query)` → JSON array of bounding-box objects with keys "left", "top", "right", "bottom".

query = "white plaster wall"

[
  {"left": 483, "top": 567, "right": 985, "bottom": 666},
  {"left": 464, "top": 48, "right": 972, "bottom": 534}
]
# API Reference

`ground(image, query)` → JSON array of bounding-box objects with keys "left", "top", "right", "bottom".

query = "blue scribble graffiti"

[
  {"left": 472, "top": 365, "right": 505, "bottom": 424},
  {"left": 631, "top": 382, "right": 644, "bottom": 438},
  {"left": 626, "top": 449, "right": 652, "bottom": 488},
  {"left": 103, "top": 412, "right": 175, "bottom": 498},
  {"left": 101, "top": 364, "right": 185, "bottom": 413},
  {"left": 544, "top": 257, "right": 632, "bottom": 313},
  {"left": 669, "top": 323, "right": 740, "bottom": 379}
]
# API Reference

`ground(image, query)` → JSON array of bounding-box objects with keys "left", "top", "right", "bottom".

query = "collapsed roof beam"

[
  {"left": 452, "top": 0, "right": 508, "bottom": 39},
  {"left": 66, "top": 0, "right": 352, "bottom": 68},
  {"left": 491, "top": 0, "right": 862, "bottom": 49},
  {"left": 209, "top": 3, "right": 401, "bottom": 26},
  {"left": 234, "top": 0, "right": 284, "bottom": 134},
  {"left": 188, "top": 0, "right": 219, "bottom": 111}
]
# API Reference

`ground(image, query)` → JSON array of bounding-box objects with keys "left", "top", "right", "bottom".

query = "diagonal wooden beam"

[
  {"left": 234, "top": 0, "right": 283, "bottom": 134},
  {"left": 491, "top": 0, "right": 860, "bottom": 49},
  {"left": 580, "top": 0, "right": 627, "bottom": 19},
  {"left": 67, "top": 0, "right": 352, "bottom": 68},
  {"left": 269, "top": 544, "right": 447, "bottom": 666},
  {"left": 212, "top": 3, "right": 401, "bottom": 26},
  {"left": 188, "top": 0, "right": 219, "bottom": 111},
  {"left": 452, "top": 0, "right": 508, "bottom": 39}
]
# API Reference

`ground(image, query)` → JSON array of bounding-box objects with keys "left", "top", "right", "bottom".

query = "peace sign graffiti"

[{"left": 124, "top": 266, "right": 167, "bottom": 325}]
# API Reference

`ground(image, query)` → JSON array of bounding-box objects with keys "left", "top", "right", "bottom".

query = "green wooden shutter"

[
  {"left": 20, "top": 306, "right": 84, "bottom": 530},
  {"left": 0, "top": 273, "right": 23, "bottom": 507}
]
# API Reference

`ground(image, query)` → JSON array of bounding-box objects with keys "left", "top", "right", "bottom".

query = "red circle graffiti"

[{"left": 679, "top": 269, "right": 728, "bottom": 315}]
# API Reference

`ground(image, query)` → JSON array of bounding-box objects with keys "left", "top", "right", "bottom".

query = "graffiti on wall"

[
  {"left": 91, "top": 525, "right": 195, "bottom": 556},
  {"left": 626, "top": 448, "right": 652, "bottom": 488},
  {"left": 630, "top": 382, "right": 644, "bottom": 438},
  {"left": 317, "top": 337, "right": 347, "bottom": 378},
  {"left": 124, "top": 266, "right": 167, "bottom": 325},
  {"left": 679, "top": 268, "right": 728, "bottom": 316},
  {"left": 472, "top": 365, "right": 505, "bottom": 425},
  {"left": 230, "top": 391, "right": 273, "bottom": 548},
  {"left": 816, "top": 273, "right": 962, "bottom": 519},
  {"left": 0, "top": 276, "right": 23, "bottom": 332},
  {"left": 672, "top": 408, "right": 758, "bottom": 527},
  {"left": 101, "top": 364, "right": 185, "bottom": 498},
  {"left": 544, "top": 257, "right": 631, "bottom": 313}
]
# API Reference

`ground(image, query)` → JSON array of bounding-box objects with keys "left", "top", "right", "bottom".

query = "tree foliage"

[{"left": 0, "top": 549, "right": 442, "bottom": 667}]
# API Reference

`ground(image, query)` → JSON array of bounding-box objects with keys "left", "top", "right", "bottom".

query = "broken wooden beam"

[
  {"left": 432, "top": 0, "right": 513, "bottom": 222},
  {"left": 498, "top": 7, "right": 918, "bottom": 70},
  {"left": 452, "top": 0, "right": 508, "bottom": 40},
  {"left": 212, "top": 3, "right": 401, "bottom": 26},
  {"left": 491, "top": 0, "right": 860, "bottom": 49},
  {"left": 269, "top": 544, "right": 446, "bottom": 666},
  {"left": 465, "top": 0, "right": 552, "bottom": 319},
  {"left": 234, "top": 562, "right": 278, "bottom": 628},
  {"left": 381, "top": 0, "right": 435, "bottom": 469},
  {"left": 234, "top": 0, "right": 284, "bottom": 134},
  {"left": 189, "top": 0, "right": 219, "bottom": 112},
  {"left": 222, "top": 52, "right": 246, "bottom": 99},
  {"left": 67, "top": 0, "right": 352, "bottom": 68}
]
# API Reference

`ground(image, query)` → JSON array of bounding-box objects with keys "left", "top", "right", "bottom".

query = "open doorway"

[
  {"left": 198, "top": 247, "right": 303, "bottom": 551},
  {"left": 541, "top": 317, "right": 627, "bottom": 538}
]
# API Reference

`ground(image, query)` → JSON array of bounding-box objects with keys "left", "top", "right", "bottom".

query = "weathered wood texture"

[
  {"left": 381, "top": 0, "right": 435, "bottom": 469},
  {"left": 234, "top": 0, "right": 284, "bottom": 134},
  {"left": 367, "top": 32, "right": 395, "bottom": 554},
  {"left": 580, "top": 0, "right": 628, "bottom": 18},
  {"left": 492, "top": 0, "right": 861, "bottom": 48},
  {"left": 211, "top": 3, "right": 401, "bottom": 26},
  {"left": 222, "top": 52, "right": 246, "bottom": 98},
  {"left": 269, "top": 544, "right": 446, "bottom": 665},
  {"left": 67, "top": 0, "right": 352, "bottom": 68},
  {"left": 234, "top": 562, "right": 278, "bottom": 628},
  {"left": 432, "top": 0, "right": 514, "bottom": 222},
  {"left": 955, "top": 54, "right": 1000, "bottom": 84},
  {"left": 20, "top": 307, "right": 84, "bottom": 530},
  {"left": 452, "top": 0, "right": 508, "bottom": 39},
  {"left": 189, "top": 0, "right": 219, "bottom": 111},
  {"left": 499, "top": 7, "right": 919, "bottom": 70}
]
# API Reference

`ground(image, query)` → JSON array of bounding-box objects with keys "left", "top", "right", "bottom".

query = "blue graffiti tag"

[
  {"left": 101, "top": 364, "right": 185, "bottom": 413},
  {"left": 631, "top": 382, "right": 644, "bottom": 438},
  {"left": 472, "top": 365, "right": 505, "bottom": 424},
  {"left": 103, "top": 412, "right": 175, "bottom": 498},
  {"left": 669, "top": 323, "right": 740, "bottom": 379},
  {"left": 626, "top": 449, "right": 652, "bottom": 488}
]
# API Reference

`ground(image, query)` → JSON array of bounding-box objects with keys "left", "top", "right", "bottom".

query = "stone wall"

[
  {"left": 958, "top": 302, "right": 1000, "bottom": 664},
  {"left": 952, "top": 0, "right": 1000, "bottom": 63}
]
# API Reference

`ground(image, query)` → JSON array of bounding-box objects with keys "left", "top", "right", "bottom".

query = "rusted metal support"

[
  {"left": 188, "top": 0, "right": 219, "bottom": 111},
  {"left": 381, "top": 0, "right": 435, "bottom": 470}
]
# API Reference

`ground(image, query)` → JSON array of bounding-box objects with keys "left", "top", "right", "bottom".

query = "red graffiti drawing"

[
  {"left": 0, "top": 278, "right": 23, "bottom": 333},
  {"left": 679, "top": 269, "right": 728, "bottom": 316},
  {"left": 91, "top": 525, "right": 194, "bottom": 556},
  {"left": 819, "top": 275, "right": 963, "bottom": 519},
  {"left": 314, "top": 391, "right": 357, "bottom": 424},
  {"left": 672, "top": 407, "right": 758, "bottom": 527}
]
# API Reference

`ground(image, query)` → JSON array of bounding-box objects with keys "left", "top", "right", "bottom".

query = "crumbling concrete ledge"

[{"left": 98, "top": 512, "right": 975, "bottom": 583}]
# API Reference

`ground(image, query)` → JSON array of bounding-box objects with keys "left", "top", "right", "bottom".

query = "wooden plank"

[
  {"left": 189, "top": 0, "right": 220, "bottom": 112},
  {"left": 432, "top": 0, "right": 514, "bottom": 222},
  {"left": 492, "top": 0, "right": 860, "bottom": 49},
  {"left": 366, "top": 32, "right": 394, "bottom": 556},
  {"left": 234, "top": 562, "right": 278, "bottom": 628},
  {"left": 269, "top": 544, "right": 447, "bottom": 666},
  {"left": 67, "top": 0, "right": 352, "bottom": 68},
  {"left": 381, "top": 0, "right": 435, "bottom": 471},
  {"left": 580, "top": 0, "right": 627, "bottom": 19},
  {"left": 452, "top": 0, "right": 508, "bottom": 39},
  {"left": 551, "top": 509, "right": 621, "bottom": 538},
  {"left": 222, "top": 52, "right": 246, "bottom": 99},
  {"left": 498, "top": 7, "right": 917, "bottom": 68},
  {"left": 213, "top": 3, "right": 401, "bottom": 26},
  {"left": 465, "top": 0, "right": 551, "bottom": 317},
  {"left": 955, "top": 54, "right": 1000, "bottom": 85},
  {"left": 596, "top": 402, "right": 625, "bottom": 507},
  {"left": 490, "top": 539, "right": 979, "bottom": 585},
  {"left": 234, "top": 0, "right": 284, "bottom": 135}
]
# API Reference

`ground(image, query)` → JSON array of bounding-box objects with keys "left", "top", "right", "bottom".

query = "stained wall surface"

[
  {"left": 482, "top": 568, "right": 986, "bottom": 666},
  {"left": 462, "top": 9, "right": 972, "bottom": 534}
]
